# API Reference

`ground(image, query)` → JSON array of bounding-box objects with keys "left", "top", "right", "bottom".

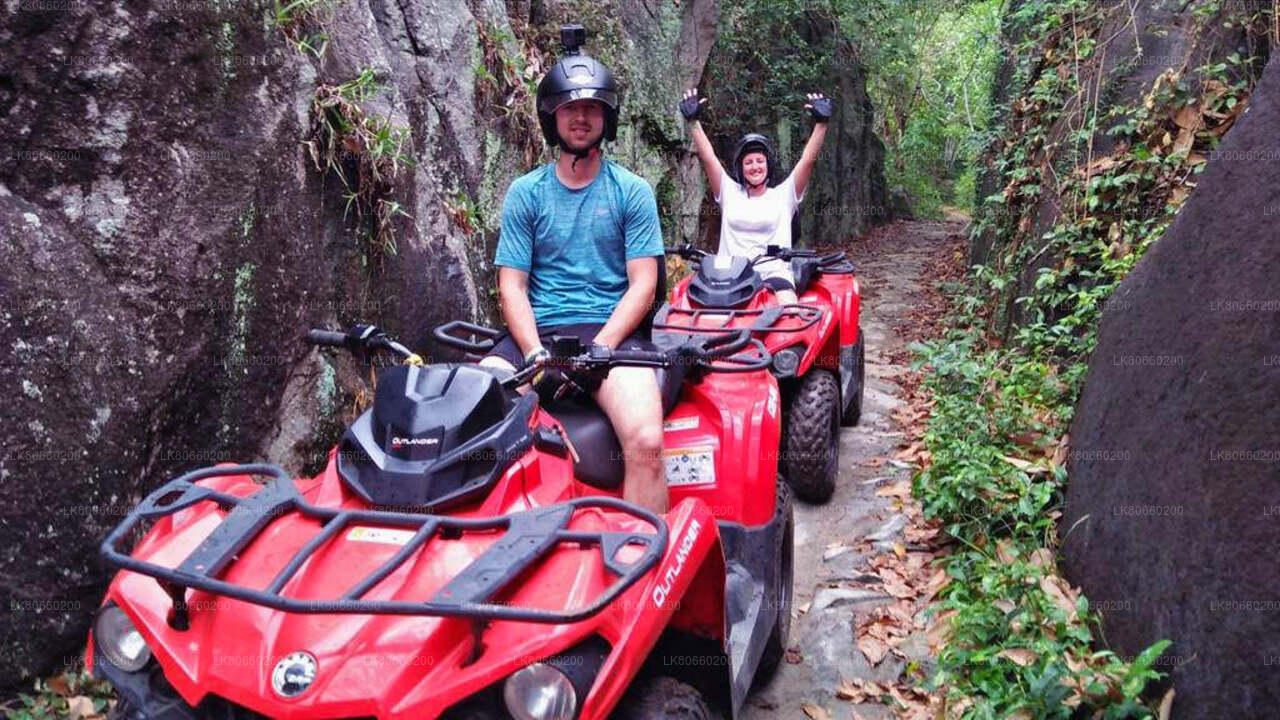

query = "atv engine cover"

[{"left": 337, "top": 364, "right": 535, "bottom": 510}]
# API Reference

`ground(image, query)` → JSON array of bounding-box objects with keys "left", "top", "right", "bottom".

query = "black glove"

[
  {"left": 678, "top": 89, "right": 705, "bottom": 122},
  {"left": 567, "top": 343, "right": 612, "bottom": 394},
  {"left": 524, "top": 347, "right": 567, "bottom": 403},
  {"left": 806, "top": 93, "right": 833, "bottom": 123}
]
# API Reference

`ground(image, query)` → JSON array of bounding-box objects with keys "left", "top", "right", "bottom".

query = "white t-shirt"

[{"left": 714, "top": 167, "right": 804, "bottom": 283}]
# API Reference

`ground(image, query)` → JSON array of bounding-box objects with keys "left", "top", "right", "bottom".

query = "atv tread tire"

[
  {"left": 840, "top": 334, "right": 865, "bottom": 427},
  {"left": 783, "top": 369, "right": 840, "bottom": 503},
  {"left": 754, "top": 481, "right": 794, "bottom": 686},
  {"left": 614, "top": 676, "right": 711, "bottom": 720}
]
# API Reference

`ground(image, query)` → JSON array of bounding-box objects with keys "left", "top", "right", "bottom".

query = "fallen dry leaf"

[
  {"left": 835, "top": 676, "right": 865, "bottom": 702},
  {"left": 1052, "top": 434, "right": 1070, "bottom": 467},
  {"left": 926, "top": 609, "right": 956, "bottom": 651},
  {"left": 47, "top": 675, "right": 71, "bottom": 696},
  {"left": 998, "top": 648, "right": 1039, "bottom": 667},
  {"left": 801, "top": 702, "right": 833, "bottom": 720},
  {"left": 66, "top": 696, "right": 97, "bottom": 720},
  {"left": 1028, "top": 547, "right": 1054, "bottom": 568},
  {"left": 1158, "top": 688, "right": 1176, "bottom": 720},
  {"left": 1173, "top": 125, "right": 1195, "bottom": 155},
  {"left": 1039, "top": 575, "right": 1079, "bottom": 619},
  {"left": 876, "top": 479, "right": 912, "bottom": 498},
  {"left": 996, "top": 539, "right": 1017, "bottom": 565},
  {"left": 1001, "top": 455, "right": 1046, "bottom": 474},
  {"left": 1173, "top": 103, "right": 1203, "bottom": 129},
  {"left": 858, "top": 633, "right": 891, "bottom": 665}
]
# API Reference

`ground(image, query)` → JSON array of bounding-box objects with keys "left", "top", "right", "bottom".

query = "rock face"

[
  {"left": 971, "top": 0, "right": 1270, "bottom": 328},
  {"left": 0, "top": 0, "right": 719, "bottom": 687},
  {"left": 1060, "top": 59, "right": 1280, "bottom": 719}
]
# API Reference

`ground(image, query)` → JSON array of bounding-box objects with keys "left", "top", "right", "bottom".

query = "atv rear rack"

[
  {"left": 653, "top": 304, "right": 822, "bottom": 335},
  {"left": 101, "top": 464, "right": 668, "bottom": 628}
]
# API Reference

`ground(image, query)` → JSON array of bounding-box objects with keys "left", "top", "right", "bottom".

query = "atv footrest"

[{"left": 102, "top": 464, "right": 667, "bottom": 626}]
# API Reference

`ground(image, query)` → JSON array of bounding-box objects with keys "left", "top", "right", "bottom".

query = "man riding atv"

[{"left": 479, "top": 25, "right": 668, "bottom": 514}]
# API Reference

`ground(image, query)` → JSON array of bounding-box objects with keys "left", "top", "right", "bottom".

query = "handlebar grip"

[
  {"left": 607, "top": 349, "right": 669, "bottom": 366},
  {"left": 305, "top": 329, "right": 348, "bottom": 347}
]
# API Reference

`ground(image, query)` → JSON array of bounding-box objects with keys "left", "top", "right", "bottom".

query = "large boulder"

[
  {"left": 1060, "top": 58, "right": 1280, "bottom": 719},
  {"left": 0, "top": 0, "right": 720, "bottom": 688}
]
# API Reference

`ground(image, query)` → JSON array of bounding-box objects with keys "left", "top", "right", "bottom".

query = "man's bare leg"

[{"left": 594, "top": 366, "right": 667, "bottom": 513}]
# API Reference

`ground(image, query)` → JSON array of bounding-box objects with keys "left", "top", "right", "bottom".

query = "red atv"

[
  {"left": 661, "top": 245, "right": 864, "bottom": 504},
  {"left": 87, "top": 321, "right": 794, "bottom": 720}
]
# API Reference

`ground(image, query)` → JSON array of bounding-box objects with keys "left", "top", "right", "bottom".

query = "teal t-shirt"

[{"left": 494, "top": 160, "right": 665, "bottom": 326}]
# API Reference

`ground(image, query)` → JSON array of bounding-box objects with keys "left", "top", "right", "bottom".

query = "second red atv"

[
  {"left": 662, "top": 245, "right": 864, "bottom": 504},
  {"left": 87, "top": 320, "right": 793, "bottom": 719}
]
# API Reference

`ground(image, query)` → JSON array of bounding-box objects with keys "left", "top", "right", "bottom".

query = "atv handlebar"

[
  {"left": 668, "top": 243, "right": 709, "bottom": 261},
  {"left": 305, "top": 329, "right": 348, "bottom": 347},
  {"left": 305, "top": 325, "right": 417, "bottom": 361}
]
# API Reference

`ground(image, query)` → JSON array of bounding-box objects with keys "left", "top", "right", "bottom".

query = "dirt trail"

[{"left": 742, "top": 220, "right": 966, "bottom": 719}]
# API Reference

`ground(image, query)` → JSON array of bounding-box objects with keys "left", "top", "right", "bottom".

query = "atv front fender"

[{"left": 579, "top": 498, "right": 725, "bottom": 720}]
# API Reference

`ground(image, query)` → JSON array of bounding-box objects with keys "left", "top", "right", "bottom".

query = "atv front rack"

[
  {"left": 101, "top": 464, "right": 668, "bottom": 628},
  {"left": 653, "top": 304, "right": 822, "bottom": 335}
]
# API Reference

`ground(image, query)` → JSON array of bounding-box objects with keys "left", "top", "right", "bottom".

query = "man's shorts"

[{"left": 485, "top": 323, "right": 656, "bottom": 369}]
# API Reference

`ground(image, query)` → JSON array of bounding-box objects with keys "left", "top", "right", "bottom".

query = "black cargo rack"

[
  {"left": 653, "top": 304, "right": 822, "bottom": 335},
  {"left": 101, "top": 464, "right": 667, "bottom": 628}
]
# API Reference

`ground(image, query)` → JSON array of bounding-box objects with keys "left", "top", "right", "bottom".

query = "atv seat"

[{"left": 550, "top": 340, "right": 692, "bottom": 491}]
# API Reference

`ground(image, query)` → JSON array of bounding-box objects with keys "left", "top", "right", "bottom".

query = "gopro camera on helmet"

[{"left": 560, "top": 24, "right": 586, "bottom": 54}]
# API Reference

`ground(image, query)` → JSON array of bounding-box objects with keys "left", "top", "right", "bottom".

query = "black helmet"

[
  {"left": 730, "top": 133, "right": 782, "bottom": 188},
  {"left": 536, "top": 25, "right": 620, "bottom": 149}
]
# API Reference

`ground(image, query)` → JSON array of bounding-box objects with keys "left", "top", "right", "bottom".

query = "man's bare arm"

[
  {"left": 593, "top": 257, "right": 659, "bottom": 349},
  {"left": 497, "top": 267, "right": 542, "bottom": 356}
]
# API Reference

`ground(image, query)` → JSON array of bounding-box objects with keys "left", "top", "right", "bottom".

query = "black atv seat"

[{"left": 549, "top": 335, "right": 692, "bottom": 490}]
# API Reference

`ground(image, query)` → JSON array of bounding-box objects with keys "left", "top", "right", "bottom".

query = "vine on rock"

[{"left": 306, "top": 67, "right": 415, "bottom": 262}]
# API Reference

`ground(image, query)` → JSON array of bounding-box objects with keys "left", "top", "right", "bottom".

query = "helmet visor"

[{"left": 538, "top": 88, "right": 619, "bottom": 115}]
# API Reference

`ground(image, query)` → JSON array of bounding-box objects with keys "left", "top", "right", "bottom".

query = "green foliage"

[
  {"left": 853, "top": 0, "right": 1003, "bottom": 215},
  {"left": 308, "top": 67, "right": 416, "bottom": 260},
  {"left": 909, "top": 0, "right": 1272, "bottom": 714},
  {"left": 2, "top": 668, "right": 115, "bottom": 720},
  {"left": 271, "top": 0, "right": 334, "bottom": 58}
]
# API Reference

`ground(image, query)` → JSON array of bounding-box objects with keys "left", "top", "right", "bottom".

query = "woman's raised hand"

[
  {"left": 805, "top": 92, "right": 833, "bottom": 123},
  {"left": 679, "top": 88, "right": 707, "bottom": 122}
]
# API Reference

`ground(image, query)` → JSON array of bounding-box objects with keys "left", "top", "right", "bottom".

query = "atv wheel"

[
  {"left": 614, "top": 676, "right": 711, "bottom": 720},
  {"left": 840, "top": 335, "right": 865, "bottom": 427},
  {"left": 783, "top": 369, "right": 840, "bottom": 503},
  {"left": 754, "top": 481, "right": 794, "bottom": 686}
]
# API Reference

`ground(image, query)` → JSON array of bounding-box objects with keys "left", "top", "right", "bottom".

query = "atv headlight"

[
  {"left": 772, "top": 347, "right": 802, "bottom": 377},
  {"left": 503, "top": 662, "right": 577, "bottom": 720},
  {"left": 95, "top": 605, "right": 152, "bottom": 673}
]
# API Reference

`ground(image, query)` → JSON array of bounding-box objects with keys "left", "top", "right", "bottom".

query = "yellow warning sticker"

[{"left": 346, "top": 527, "right": 415, "bottom": 546}]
